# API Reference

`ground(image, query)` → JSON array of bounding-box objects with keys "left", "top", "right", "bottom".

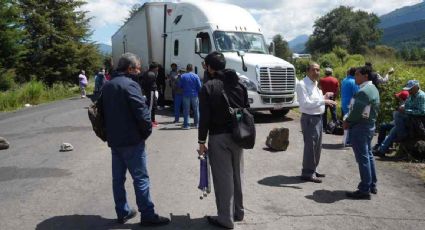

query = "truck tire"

[{"left": 270, "top": 109, "right": 290, "bottom": 117}]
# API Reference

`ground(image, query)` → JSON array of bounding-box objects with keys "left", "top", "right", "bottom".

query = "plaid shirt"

[{"left": 405, "top": 89, "right": 425, "bottom": 116}]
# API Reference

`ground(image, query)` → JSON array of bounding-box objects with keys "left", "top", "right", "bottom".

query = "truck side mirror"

[
  {"left": 195, "top": 38, "right": 202, "bottom": 54},
  {"left": 269, "top": 42, "right": 275, "bottom": 55}
]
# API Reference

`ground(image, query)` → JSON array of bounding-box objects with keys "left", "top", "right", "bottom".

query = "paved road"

[{"left": 1, "top": 97, "right": 425, "bottom": 230}]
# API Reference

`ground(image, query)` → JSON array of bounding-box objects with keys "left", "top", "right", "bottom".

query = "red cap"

[{"left": 395, "top": 90, "right": 409, "bottom": 101}]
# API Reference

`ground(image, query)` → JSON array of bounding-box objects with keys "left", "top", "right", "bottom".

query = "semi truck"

[{"left": 111, "top": 0, "right": 298, "bottom": 116}]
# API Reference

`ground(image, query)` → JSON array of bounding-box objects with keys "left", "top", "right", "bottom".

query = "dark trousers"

[
  {"left": 208, "top": 133, "right": 244, "bottom": 229},
  {"left": 301, "top": 114, "right": 323, "bottom": 177},
  {"left": 322, "top": 104, "right": 337, "bottom": 129},
  {"left": 157, "top": 84, "right": 165, "bottom": 107}
]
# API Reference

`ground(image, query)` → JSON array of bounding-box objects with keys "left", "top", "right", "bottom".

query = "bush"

[
  {"left": 318, "top": 53, "right": 341, "bottom": 69},
  {"left": 293, "top": 58, "right": 311, "bottom": 79},
  {"left": 0, "top": 69, "right": 17, "bottom": 91},
  {"left": 18, "top": 80, "right": 44, "bottom": 104},
  {"left": 0, "top": 81, "right": 82, "bottom": 111}
]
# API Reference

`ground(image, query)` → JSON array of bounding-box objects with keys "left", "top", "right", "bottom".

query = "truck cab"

[{"left": 112, "top": 1, "right": 298, "bottom": 116}]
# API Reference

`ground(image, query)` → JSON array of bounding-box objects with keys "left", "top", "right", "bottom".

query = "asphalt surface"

[{"left": 1, "top": 96, "right": 425, "bottom": 230}]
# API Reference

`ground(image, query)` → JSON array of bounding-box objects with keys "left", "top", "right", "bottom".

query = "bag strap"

[{"left": 221, "top": 90, "right": 236, "bottom": 115}]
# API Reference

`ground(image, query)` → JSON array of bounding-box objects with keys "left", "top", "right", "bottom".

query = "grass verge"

[{"left": 0, "top": 80, "right": 94, "bottom": 112}]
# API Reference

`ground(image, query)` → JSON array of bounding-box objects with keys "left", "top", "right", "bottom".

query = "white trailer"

[{"left": 112, "top": 0, "right": 298, "bottom": 116}]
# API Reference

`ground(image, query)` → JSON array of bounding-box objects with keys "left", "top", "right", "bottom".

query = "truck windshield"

[{"left": 213, "top": 31, "right": 268, "bottom": 54}]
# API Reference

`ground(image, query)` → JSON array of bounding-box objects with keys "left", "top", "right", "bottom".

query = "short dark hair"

[
  {"left": 357, "top": 66, "right": 372, "bottom": 80},
  {"left": 171, "top": 63, "right": 177, "bottom": 68},
  {"left": 116, "top": 53, "right": 140, "bottom": 72},
  {"left": 365, "top": 62, "right": 373, "bottom": 68},
  {"left": 204, "top": 51, "right": 226, "bottom": 71},
  {"left": 348, "top": 67, "right": 356, "bottom": 76},
  {"left": 149, "top": 62, "right": 159, "bottom": 70},
  {"left": 186, "top": 64, "right": 193, "bottom": 71}
]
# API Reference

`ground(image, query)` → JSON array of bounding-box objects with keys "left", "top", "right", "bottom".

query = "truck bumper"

[{"left": 247, "top": 91, "right": 299, "bottom": 110}]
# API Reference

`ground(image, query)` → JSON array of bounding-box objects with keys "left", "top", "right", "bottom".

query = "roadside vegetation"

[
  {"left": 0, "top": 0, "right": 108, "bottom": 112},
  {"left": 0, "top": 80, "right": 94, "bottom": 111}
]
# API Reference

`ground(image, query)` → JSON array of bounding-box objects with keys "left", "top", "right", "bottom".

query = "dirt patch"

[{"left": 383, "top": 161, "right": 425, "bottom": 183}]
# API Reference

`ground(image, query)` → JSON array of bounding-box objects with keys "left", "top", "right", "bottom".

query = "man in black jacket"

[
  {"left": 198, "top": 51, "right": 249, "bottom": 229},
  {"left": 102, "top": 53, "right": 169, "bottom": 226}
]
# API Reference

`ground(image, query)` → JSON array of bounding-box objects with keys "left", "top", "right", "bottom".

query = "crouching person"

[
  {"left": 198, "top": 51, "right": 249, "bottom": 229},
  {"left": 102, "top": 53, "right": 170, "bottom": 226}
]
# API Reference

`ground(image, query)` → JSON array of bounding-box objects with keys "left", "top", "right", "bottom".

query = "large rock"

[
  {"left": 0, "top": 137, "right": 10, "bottom": 150},
  {"left": 266, "top": 127, "right": 289, "bottom": 151}
]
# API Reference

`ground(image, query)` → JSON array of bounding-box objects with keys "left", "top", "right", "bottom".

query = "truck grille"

[{"left": 259, "top": 67, "right": 296, "bottom": 93}]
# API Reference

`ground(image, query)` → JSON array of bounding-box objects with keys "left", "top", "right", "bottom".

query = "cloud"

[
  {"left": 82, "top": 0, "right": 141, "bottom": 28},
  {"left": 221, "top": 0, "right": 423, "bottom": 41},
  {"left": 84, "top": 0, "right": 423, "bottom": 44}
]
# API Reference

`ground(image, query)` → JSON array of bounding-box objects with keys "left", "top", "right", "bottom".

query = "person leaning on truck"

[
  {"left": 296, "top": 62, "right": 337, "bottom": 183},
  {"left": 198, "top": 51, "right": 249, "bottom": 229},
  {"left": 140, "top": 62, "right": 159, "bottom": 127},
  {"left": 101, "top": 53, "right": 170, "bottom": 226}
]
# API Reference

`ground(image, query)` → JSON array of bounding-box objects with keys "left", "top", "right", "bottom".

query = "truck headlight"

[{"left": 239, "top": 75, "right": 258, "bottom": 92}]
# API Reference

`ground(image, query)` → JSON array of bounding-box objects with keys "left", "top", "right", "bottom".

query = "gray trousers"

[
  {"left": 300, "top": 113, "right": 323, "bottom": 177},
  {"left": 208, "top": 133, "right": 244, "bottom": 228}
]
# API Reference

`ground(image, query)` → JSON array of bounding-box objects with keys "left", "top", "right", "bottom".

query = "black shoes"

[
  {"left": 372, "top": 149, "right": 386, "bottom": 157},
  {"left": 140, "top": 214, "right": 170, "bottom": 226},
  {"left": 234, "top": 215, "right": 244, "bottom": 222},
  {"left": 117, "top": 209, "right": 137, "bottom": 224},
  {"left": 371, "top": 187, "right": 378, "bottom": 194},
  {"left": 346, "top": 190, "right": 371, "bottom": 200},
  {"left": 301, "top": 176, "right": 322, "bottom": 183},
  {"left": 206, "top": 216, "right": 233, "bottom": 229},
  {"left": 315, "top": 172, "right": 326, "bottom": 178}
]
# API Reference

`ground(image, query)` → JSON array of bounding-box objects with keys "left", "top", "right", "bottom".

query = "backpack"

[
  {"left": 266, "top": 127, "right": 289, "bottom": 151},
  {"left": 88, "top": 95, "right": 107, "bottom": 142},
  {"left": 222, "top": 89, "right": 256, "bottom": 149},
  {"left": 326, "top": 120, "right": 344, "bottom": 135}
]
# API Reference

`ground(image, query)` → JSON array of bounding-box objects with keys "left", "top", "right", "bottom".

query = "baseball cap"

[
  {"left": 395, "top": 90, "right": 409, "bottom": 101},
  {"left": 403, "top": 80, "right": 419, "bottom": 91}
]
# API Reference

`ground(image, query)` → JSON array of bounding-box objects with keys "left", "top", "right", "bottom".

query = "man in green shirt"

[{"left": 343, "top": 66, "right": 380, "bottom": 200}]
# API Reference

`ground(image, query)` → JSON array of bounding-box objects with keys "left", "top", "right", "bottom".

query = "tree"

[
  {"left": 125, "top": 3, "right": 142, "bottom": 23},
  {"left": 332, "top": 46, "right": 348, "bottom": 64},
  {"left": 306, "top": 6, "right": 382, "bottom": 54},
  {"left": 272, "top": 34, "right": 292, "bottom": 60},
  {"left": 0, "top": 0, "right": 26, "bottom": 70},
  {"left": 18, "top": 0, "right": 102, "bottom": 85}
]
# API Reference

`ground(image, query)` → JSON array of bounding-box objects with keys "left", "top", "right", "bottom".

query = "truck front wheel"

[{"left": 270, "top": 109, "right": 290, "bottom": 117}]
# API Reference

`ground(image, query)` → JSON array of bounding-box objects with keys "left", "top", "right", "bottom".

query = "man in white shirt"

[{"left": 296, "top": 62, "right": 337, "bottom": 183}]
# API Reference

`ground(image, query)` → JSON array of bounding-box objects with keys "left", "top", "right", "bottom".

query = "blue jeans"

[
  {"left": 393, "top": 111, "right": 408, "bottom": 139},
  {"left": 349, "top": 123, "right": 377, "bottom": 193},
  {"left": 174, "top": 94, "right": 183, "bottom": 122},
  {"left": 111, "top": 142, "right": 155, "bottom": 220},
  {"left": 183, "top": 96, "right": 199, "bottom": 128},
  {"left": 379, "top": 111, "right": 408, "bottom": 152},
  {"left": 377, "top": 122, "right": 394, "bottom": 147}
]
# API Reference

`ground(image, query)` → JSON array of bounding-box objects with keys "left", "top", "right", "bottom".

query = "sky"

[{"left": 82, "top": 0, "right": 423, "bottom": 45}]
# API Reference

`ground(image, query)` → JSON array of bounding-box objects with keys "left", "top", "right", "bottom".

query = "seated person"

[
  {"left": 373, "top": 90, "right": 409, "bottom": 150},
  {"left": 374, "top": 80, "right": 425, "bottom": 157}
]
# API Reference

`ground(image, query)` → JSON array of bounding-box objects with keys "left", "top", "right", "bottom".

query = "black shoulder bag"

[{"left": 222, "top": 90, "right": 256, "bottom": 149}]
